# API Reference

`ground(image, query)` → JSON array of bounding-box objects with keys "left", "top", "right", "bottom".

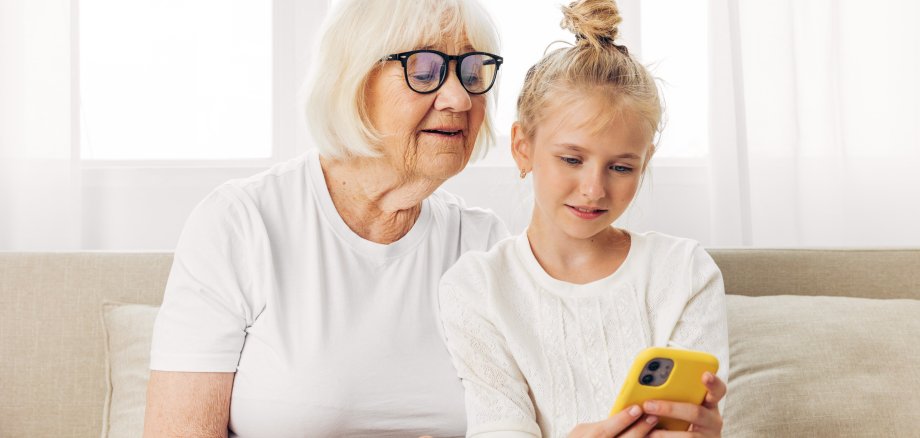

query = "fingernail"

[
  {"left": 704, "top": 372, "right": 714, "bottom": 383},
  {"left": 646, "top": 415, "right": 658, "bottom": 424},
  {"left": 628, "top": 405, "right": 642, "bottom": 416},
  {"left": 644, "top": 401, "right": 658, "bottom": 413}
]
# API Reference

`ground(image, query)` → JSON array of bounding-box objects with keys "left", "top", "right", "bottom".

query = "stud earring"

[{"left": 520, "top": 168, "right": 527, "bottom": 179}]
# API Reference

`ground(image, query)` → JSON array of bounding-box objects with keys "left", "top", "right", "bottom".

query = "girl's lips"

[{"left": 566, "top": 204, "right": 607, "bottom": 220}]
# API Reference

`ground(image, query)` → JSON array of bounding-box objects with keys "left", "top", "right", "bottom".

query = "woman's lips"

[
  {"left": 566, "top": 204, "right": 607, "bottom": 220},
  {"left": 419, "top": 129, "right": 465, "bottom": 143},
  {"left": 421, "top": 129, "right": 463, "bottom": 137}
]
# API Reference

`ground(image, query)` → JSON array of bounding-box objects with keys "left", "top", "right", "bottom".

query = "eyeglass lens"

[{"left": 405, "top": 52, "right": 498, "bottom": 94}]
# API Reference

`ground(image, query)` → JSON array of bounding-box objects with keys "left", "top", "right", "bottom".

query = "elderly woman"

[{"left": 143, "top": 0, "right": 506, "bottom": 436}]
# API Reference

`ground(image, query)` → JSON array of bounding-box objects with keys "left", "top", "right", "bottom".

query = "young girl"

[{"left": 438, "top": 1, "right": 729, "bottom": 437}]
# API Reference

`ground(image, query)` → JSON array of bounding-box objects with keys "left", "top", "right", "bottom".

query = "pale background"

[{"left": 2, "top": 0, "right": 918, "bottom": 251}]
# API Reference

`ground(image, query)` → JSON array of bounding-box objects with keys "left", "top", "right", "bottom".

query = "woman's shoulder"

[
  {"left": 428, "top": 188, "right": 510, "bottom": 249},
  {"left": 194, "top": 153, "right": 317, "bottom": 220},
  {"left": 220, "top": 154, "right": 312, "bottom": 200},
  {"left": 429, "top": 189, "right": 503, "bottom": 223},
  {"left": 440, "top": 234, "right": 518, "bottom": 292}
]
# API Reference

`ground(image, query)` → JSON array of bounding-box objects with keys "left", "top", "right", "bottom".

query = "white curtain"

[
  {"left": 3, "top": 0, "right": 919, "bottom": 250},
  {"left": 0, "top": 0, "right": 82, "bottom": 250},
  {"left": 709, "top": 0, "right": 920, "bottom": 247}
]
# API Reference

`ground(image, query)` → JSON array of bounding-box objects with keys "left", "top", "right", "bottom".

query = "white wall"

[
  {"left": 14, "top": 0, "right": 916, "bottom": 251},
  {"left": 79, "top": 155, "right": 713, "bottom": 251}
]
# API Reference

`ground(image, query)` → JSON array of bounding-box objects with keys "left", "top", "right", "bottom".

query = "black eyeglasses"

[{"left": 384, "top": 50, "right": 503, "bottom": 95}]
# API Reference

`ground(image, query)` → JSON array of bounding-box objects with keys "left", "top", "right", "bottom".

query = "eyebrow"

[{"left": 556, "top": 144, "right": 641, "bottom": 159}]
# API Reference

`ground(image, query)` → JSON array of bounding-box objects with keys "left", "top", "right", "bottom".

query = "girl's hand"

[
  {"left": 644, "top": 372, "right": 727, "bottom": 437},
  {"left": 567, "top": 405, "right": 659, "bottom": 438}
]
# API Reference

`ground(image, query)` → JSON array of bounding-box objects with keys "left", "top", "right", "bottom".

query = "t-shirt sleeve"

[
  {"left": 438, "top": 266, "right": 541, "bottom": 438},
  {"left": 487, "top": 216, "right": 511, "bottom": 248},
  {"left": 459, "top": 208, "right": 510, "bottom": 255},
  {"left": 667, "top": 245, "right": 730, "bottom": 395},
  {"left": 150, "top": 188, "right": 256, "bottom": 372}
]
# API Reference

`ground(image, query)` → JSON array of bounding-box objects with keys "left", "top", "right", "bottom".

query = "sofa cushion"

[
  {"left": 101, "top": 302, "right": 159, "bottom": 438},
  {"left": 0, "top": 253, "right": 172, "bottom": 438},
  {"left": 724, "top": 294, "right": 920, "bottom": 436}
]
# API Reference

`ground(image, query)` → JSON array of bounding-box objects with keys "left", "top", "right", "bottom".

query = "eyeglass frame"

[{"left": 383, "top": 49, "right": 504, "bottom": 95}]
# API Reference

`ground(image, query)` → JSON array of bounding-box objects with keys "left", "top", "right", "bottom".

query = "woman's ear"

[{"left": 511, "top": 122, "right": 534, "bottom": 174}]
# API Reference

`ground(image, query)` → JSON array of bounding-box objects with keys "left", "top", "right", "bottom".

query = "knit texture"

[{"left": 438, "top": 231, "right": 729, "bottom": 438}]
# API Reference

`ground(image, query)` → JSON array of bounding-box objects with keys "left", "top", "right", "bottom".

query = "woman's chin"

[{"left": 417, "top": 151, "right": 470, "bottom": 179}]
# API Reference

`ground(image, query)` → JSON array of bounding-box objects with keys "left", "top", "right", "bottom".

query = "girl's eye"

[
  {"left": 611, "top": 165, "right": 633, "bottom": 173},
  {"left": 561, "top": 156, "right": 581, "bottom": 166}
]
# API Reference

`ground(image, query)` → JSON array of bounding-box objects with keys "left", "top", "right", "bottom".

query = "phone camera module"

[{"left": 639, "top": 357, "right": 674, "bottom": 387}]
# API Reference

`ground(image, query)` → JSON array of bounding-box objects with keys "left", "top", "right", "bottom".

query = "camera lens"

[
  {"left": 648, "top": 361, "right": 660, "bottom": 371},
  {"left": 641, "top": 374, "right": 654, "bottom": 385}
]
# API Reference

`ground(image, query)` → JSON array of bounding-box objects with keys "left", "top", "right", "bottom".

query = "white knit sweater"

[{"left": 438, "top": 231, "right": 729, "bottom": 438}]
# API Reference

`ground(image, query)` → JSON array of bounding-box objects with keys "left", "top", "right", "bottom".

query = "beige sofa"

[{"left": 1, "top": 250, "right": 919, "bottom": 437}]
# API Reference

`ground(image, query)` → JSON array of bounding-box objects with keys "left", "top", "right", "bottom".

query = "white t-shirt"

[
  {"left": 150, "top": 149, "right": 509, "bottom": 438},
  {"left": 438, "top": 231, "right": 729, "bottom": 438}
]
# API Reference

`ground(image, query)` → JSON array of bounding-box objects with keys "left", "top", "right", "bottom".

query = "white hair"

[{"left": 302, "top": 0, "right": 500, "bottom": 160}]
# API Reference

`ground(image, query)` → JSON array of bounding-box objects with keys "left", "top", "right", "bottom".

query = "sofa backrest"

[
  {"left": 1, "top": 249, "right": 918, "bottom": 437},
  {"left": 709, "top": 248, "right": 920, "bottom": 300},
  {"left": 0, "top": 253, "right": 171, "bottom": 438}
]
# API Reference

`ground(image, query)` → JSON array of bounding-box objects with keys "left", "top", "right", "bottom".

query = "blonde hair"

[
  {"left": 303, "top": 0, "right": 500, "bottom": 160},
  {"left": 516, "top": 0, "right": 661, "bottom": 143}
]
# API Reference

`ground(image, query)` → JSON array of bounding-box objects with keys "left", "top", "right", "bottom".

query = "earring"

[{"left": 519, "top": 168, "right": 527, "bottom": 179}]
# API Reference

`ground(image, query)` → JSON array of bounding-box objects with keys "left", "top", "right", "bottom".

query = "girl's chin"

[{"left": 551, "top": 219, "right": 614, "bottom": 241}]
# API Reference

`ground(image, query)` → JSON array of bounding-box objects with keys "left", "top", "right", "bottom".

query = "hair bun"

[{"left": 560, "top": 0, "right": 623, "bottom": 49}]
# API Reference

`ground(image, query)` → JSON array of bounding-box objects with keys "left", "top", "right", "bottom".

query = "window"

[
  {"left": 77, "top": 0, "right": 706, "bottom": 162},
  {"left": 79, "top": 0, "right": 272, "bottom": 160},
  {"left": 481, "top": 0, "right": 708, "bottom": 163},
  {"left": 640, "top": 0, "right": 709, "bottom": 158}
]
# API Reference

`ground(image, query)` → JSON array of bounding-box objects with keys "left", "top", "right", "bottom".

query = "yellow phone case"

[{"left": 610, "top": 347, "right": 719, "bottom": 431}]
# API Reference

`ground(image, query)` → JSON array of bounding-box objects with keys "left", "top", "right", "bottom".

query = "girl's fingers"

[
  {"left": 647, "top": 430, "right": 696, "bottom": 438},
  {"left": 599, "top": 404, "right": 645, "bottom": 435},
  {"left": 569, "top": 405, "right": 646, "bottom": 437},
  {"left": 643, "top": 400, "right": 722, "bottom": 431},
  {"left": 701, "top": 372, "right": 727, "bottom": 409},
  {"left": 617, "top": 414, "right": 660, "bottom": 438}
]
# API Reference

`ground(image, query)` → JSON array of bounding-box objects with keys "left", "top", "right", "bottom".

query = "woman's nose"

[{"left": 433, "top": 66, "right": 472, "bottom": 112}]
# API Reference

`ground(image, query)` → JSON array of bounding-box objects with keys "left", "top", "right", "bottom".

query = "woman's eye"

[
  {"left": 611, "top": 165, "right": 633, "bottom": 173},
  {"left": 560, "top": 157, "right": 581, "bottom": 166},
  {"left": 412, "top": 73, "right": 436, "bottom": 82}
]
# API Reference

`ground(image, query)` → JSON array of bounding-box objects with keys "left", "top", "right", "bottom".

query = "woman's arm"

[{"left": 143, "top": 371, "right": 235, "bottom": 438}]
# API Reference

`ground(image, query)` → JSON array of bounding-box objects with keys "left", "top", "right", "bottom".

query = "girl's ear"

[{"left": 511, "top": 122, "right": 534, "bottom": 174}]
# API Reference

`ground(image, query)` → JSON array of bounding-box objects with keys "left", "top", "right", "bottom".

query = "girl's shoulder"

[
  {"left": 629, "top": 230, "right": 707, "bottom": 263},
  {"left": 628, "top": 231, "right": 721, "bottom": 286}
]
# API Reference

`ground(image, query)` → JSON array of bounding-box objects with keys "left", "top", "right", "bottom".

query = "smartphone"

[{"left": 609, "top": 347, "right": 719, "bottom": 431}]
